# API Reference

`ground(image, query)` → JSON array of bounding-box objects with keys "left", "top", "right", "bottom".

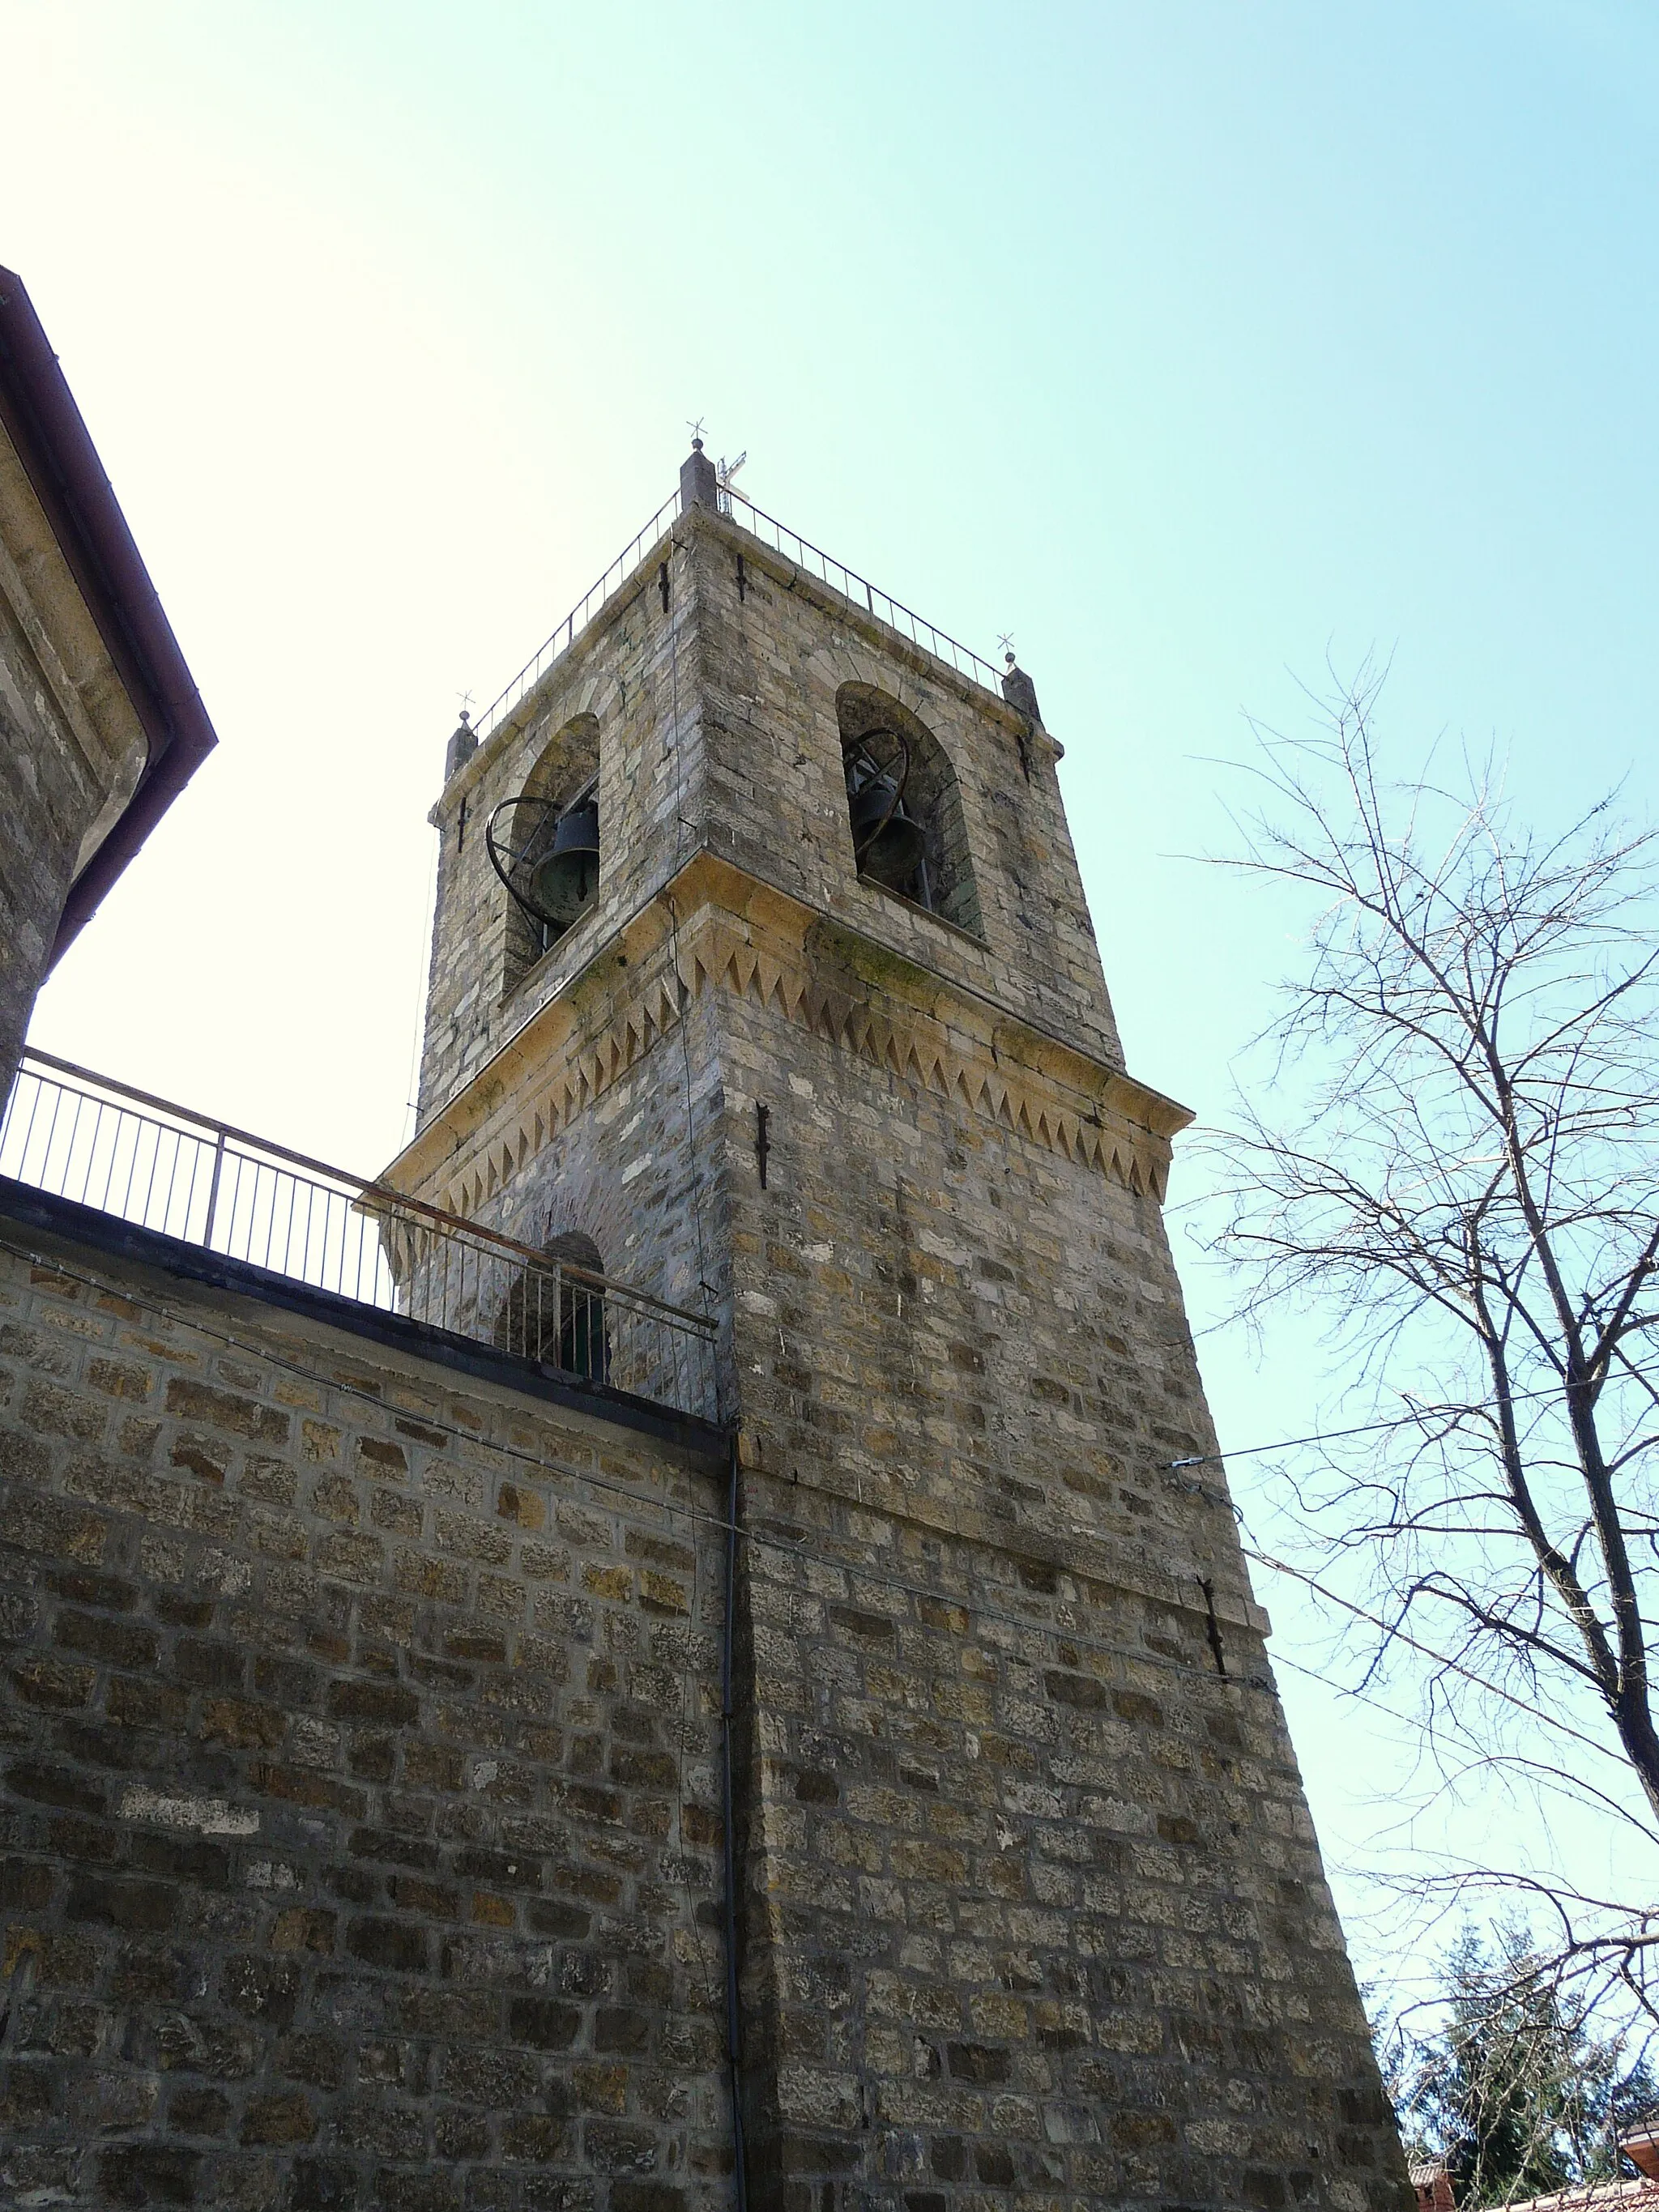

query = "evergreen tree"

[{"left": 1387, "top": 1920, "right": 1655, "bottom": 2208}]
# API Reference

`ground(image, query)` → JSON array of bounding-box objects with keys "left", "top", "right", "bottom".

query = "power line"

[
  {"left": 1171, "top": 1379, "right": 1584, "bottom": 1470},
  {"left": 0, "top": 1240, "right": 1262, "bottom": 1695},
  {"left": 1272, "top": 1648, "right": 1431, "bottom": 1736},
  {"left": 662, "top": 556, "right": 718, "bottom": 1401},
  {"left": 1240, "top": 1545, "right": 1624, "bottom": 1767},
  {"left": 0, "top": 1237, "right": 1638, "bottom": 1769},
  {"left": 1270, "top": 1647, "right": 1657, "bottom": 1858}
]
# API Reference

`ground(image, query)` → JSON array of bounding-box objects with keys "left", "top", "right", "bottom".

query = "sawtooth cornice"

[{"left": 384, "top": 849, "right": 1193, "bottom": 1218}]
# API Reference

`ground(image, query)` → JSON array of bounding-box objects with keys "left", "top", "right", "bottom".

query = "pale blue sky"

[{"left": 6, "top": 0, "right": 1657, "bottom": 1994}]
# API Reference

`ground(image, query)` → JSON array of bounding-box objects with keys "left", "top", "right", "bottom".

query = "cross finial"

[
  {"left": 998, "top": 633, "right": 1016, "bottom": 665},
  {"left": 687, "top": 416, "right": 706, "bottom": 451},
  {"left": 456, "top": 689, "right": 475, "bottom": 724}
]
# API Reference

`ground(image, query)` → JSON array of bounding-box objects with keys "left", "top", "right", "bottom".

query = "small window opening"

[
  {"left": 846, "top": 733, "right": 932, "bottom": 907},
  {"left": 488, "top": 773, "right": 599, "bottom": 956},
  {"left": 837, "top": 684, "right": 982, "bottom": 935},
  {"left": 495, "top": 1230, "right": 610, "bottom": 1384},
  {"left": 488, "top": 711, "right": 603, "bottom": 995}
]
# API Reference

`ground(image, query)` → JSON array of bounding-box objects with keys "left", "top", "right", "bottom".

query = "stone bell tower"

[{"left": 387, "top": 445, "right": 1410, "bottom": 2212}]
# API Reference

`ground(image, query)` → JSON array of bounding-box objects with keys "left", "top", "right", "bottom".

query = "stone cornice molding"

[{"left": 383, "top": 850, "right": 1192, "bottom": 1218}]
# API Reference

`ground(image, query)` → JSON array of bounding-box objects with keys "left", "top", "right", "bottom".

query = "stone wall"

[
  {"left": 0, "top": 1217, "right": 731, "bottom": 2211},
  {"left": 416, "top": 502, "right": 1124, "bottom": 1136},
  {"left": 713, "top": 969, "right": 1248, "bottom": 1628},
  {"left": 382, "top": 469, "right": 1411, "bottom": 2211},
  {"left": 0, "top": 426, "right": 149, "bottom": 1093},
  {"left": 465, "top": 988, "right": 731, "bottom": 1372},
  {"left": 712, "top": 984, "right": 1403, "bottom": 2210},
  {"left": 692, "top": 511, "right": 1124, "bottom": 1071},
  {"left": 418, "top": 534, "right": 710, "bottom": 1126},
  {"left": 391, "top": 867, "right": 1408, "bottom": 2211},
  {"left": 731, "top": 1466, "right": 1392, "bottom": 2212}
]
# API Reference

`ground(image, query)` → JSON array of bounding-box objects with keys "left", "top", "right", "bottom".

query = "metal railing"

[
  {"left": 468, "top": 479, "right": 1007, "bottom": 749},
  {"left": 0, "top": 1051, "right": 719, "bottom": 1425},
  {"left": 719, "top": 484, "right": 1006, "bottom": 697},
  {"left": 473, "top": 492, "right": 682, "bottom": 743}
]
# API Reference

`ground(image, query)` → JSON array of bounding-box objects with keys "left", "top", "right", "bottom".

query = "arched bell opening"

[
  {"left": 493, "top": 1229, "right": 610, "bottom": 1384},
  {"left": 836, "top": 684, "right": 983, "bottom": 936},
  {"left": 489, "top": 712, "right": 602, "bottom": 995}
]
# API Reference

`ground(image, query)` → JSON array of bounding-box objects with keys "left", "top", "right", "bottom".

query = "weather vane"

[
  {"left": 456, "top": 688, "right": 475, "bottom": 723},
  {"left": 687, "top": 416, "right": 706, "bottom": 449},
  {"left": 998, "top": 633, "right": 1016, "bottom": 664}
]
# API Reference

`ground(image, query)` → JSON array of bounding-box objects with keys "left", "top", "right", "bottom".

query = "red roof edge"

[{"left": 0, "top": 265, "right": 219, "bottom": 965}]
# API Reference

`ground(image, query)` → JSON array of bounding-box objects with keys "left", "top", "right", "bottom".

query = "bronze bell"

[
  {"left": 850, "top": 773, "right": 926, "bottom": 890},
  {"left": 528, "top": 799, "right": 600, "bottom": 934}
]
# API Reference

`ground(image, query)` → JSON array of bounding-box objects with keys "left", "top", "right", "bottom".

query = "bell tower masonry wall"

[
  {"left": 389, "top": 484, "right": 1412, "bottom": 2212},
  {"left": 418, "top": 516, "right": 717, "bottom": 1130},
  {"left": 687, "top": 506, "right": 1125, "bottom": 1071}
]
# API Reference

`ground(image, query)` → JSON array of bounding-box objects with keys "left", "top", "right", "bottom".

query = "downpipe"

[{"left": 721, "top": 1430, "right": 750, "bottom": 2212}]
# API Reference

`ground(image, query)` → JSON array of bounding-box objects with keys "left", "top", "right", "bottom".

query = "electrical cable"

[
  {"left": 672, "top": 1473, "right": 722, "bottom": 2027},
  {"left": 1239, "top": 1545, "right": 1625, "bottom": 1766},
  {"left": 1169, "top": 1377, "right": 1604, "bottom": 1470},
  {"left": 0, "top": 1237, "right": 1269, "bottom": 1690},
  {"left": 661, "top": 529, "right": 716, "bottom": 1409},
  {"left": 0, "top": 1240, "right": 1631, "bottom": 1763},
  {"left": 401, "top": 822, "right": 441, "bottom": 1146}
]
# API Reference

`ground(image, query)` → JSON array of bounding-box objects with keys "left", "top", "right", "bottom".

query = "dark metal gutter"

[
  {"left": 0, "top": 266, "right": 219, "bottom": 963},
  {"left": 720, "top": 1430, "right": 751, "bottom": 2212},
  {"left": 0, "top": 1178, "right": 727, "bottom": 1468}
]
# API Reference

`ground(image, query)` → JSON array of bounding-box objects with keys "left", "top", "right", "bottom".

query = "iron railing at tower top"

[
  {"left": 473, "top": 491, "right": 682, "bottom": 743},
  {"left": 470, "top": 479, "right": 1004, "bottom": 745},
  {"left": 0, "top": 1050, "right": 719, "bottom": 1425},
  {"left": 717, "top": 484, "right": 1006, "bottom": 696}
]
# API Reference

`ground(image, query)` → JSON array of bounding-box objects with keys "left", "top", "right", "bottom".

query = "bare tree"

[{"left": 1202, "top": 662, "right": 1659, "bottom": 2016}]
